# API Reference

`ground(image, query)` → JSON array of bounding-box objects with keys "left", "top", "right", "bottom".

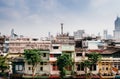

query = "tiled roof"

[{"left": 87, "top": 47, "right": 120, "bottom": 54}]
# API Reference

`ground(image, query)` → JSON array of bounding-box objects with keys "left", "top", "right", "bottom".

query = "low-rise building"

[
  {"left": 49, "top": 44, "right": 62, "bottom": 75},
  {"left": 7, "top": 37, "right": 51, "bottom": 58},
  {"left": 0, "top": 36, "right": 6, "bottom": 55}
]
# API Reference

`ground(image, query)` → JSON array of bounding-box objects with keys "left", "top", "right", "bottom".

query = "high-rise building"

[{"left": 114, "top": 16, "right": 120, "bottom": 39}]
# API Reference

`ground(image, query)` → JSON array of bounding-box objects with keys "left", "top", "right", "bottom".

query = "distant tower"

[
  {"left": 11, "top": 28, "right": 14, "bottom": 39},
  {"left": 61, "top": 23, "right": 63, "bottom": 35},
  {"left": 48, "top": 32, "right": 51, "bottom": 40},
  {"left": 114, "top": 16, "right": 120, "bottom": 39},
  {"left": 103, "top": 30, "right": 108, "bottom": 39}
]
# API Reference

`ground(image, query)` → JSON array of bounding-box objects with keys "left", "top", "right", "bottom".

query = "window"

[
  {"left": 40, "top": 67, "right": 43, "bottom": 71},
  {"left": 50, "top": 54, "right": 54, "bottom": 57},
  {"left": 28, "top": 62, "right": 31, "bottom": 65},
  {"left": 65, "top": 66, "right": 72, "bottom": 71},
  {"left": 28, "top": 67, "right": 31, "bottom": 70},
  {"left": 93, "top": 65, "right": 96, "bottom": 70},
  {"left": 90, "top": 65, "right": 96, "bottom": 71},
  {"left": 76, "top": 53, "right": 82, "bottom": 56},
  {"left": 15, "top": 65, "right": 19, "bottom": 70},
  {"left": 53, "top": 46, "right": 59, "bottom": 49},
  {"left": 43, "top": 53, "right": 46, "bottom": 57},
  {"left": 75, "top": 41, "right": 82, "bottom": 48},
  {"left": 15, "top": 65, "right": 23, "bottom": 71},
  {"left": 40, "top": 62, "right": 43, "bottom": 65},
  {"left": 54, "top": 54, "right": 61, "bottom": 57},
  {"left": 44, "top": 62, "right": 47, "bottom": 65},
  {"left": 53, "top": 63, "right": 55, "bottom": 66},
  {"left": 52, "top": 63, "right": 58, "bottom": 71},
  {"left": 81, "top": 63, "right": 84, "bottom": 71},
  {"left": 102, "top": 62, "right": 105, "bottom": 65},
  {"left": 118, "top": 66, "right": 120, "bottom": 70},
  {"left": 106, "top": 63, "right": 108, "bottom": 65},
  {"left": 90, "top": 66, "right": 92, "bottom": 71},
  {"left": 106, "top": 67, "right": 108, "bottom": 70},
  {"left": 19, "top": 65, "right": 23, "bottom": 70},
  {"left": 50, "top": 54, "right": 61, "bottom": 57},
  {"left": 77, "top": 64, "right": 80, "bottom": 71},
  {"left": 40, "top": 62, "right": 47, "bottom": 65}
]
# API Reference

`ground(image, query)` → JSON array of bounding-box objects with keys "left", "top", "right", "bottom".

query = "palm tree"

[{"left": 24, "top": 49, "right": 41, "bottom": 78}]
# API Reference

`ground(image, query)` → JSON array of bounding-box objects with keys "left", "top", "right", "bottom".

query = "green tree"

[
  {"left": 0, "top": 55, "right": 9, "bottom": 73},
  {"left": 88, "top": 52, "right": 101, "bottom": 65},
  {"left": 24, "top": 49, "right": 41, "bottom": 77},
  {"left": 83, "top": 60, "right": 92, "bottom": 74},
  {"left": 57, "top": 54, "right": 72, "bottom": 79},
  {"left": 82, "top": 52, "right": 101, "bottom": 79}
]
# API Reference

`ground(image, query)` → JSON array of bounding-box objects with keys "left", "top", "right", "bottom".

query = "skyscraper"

[{"left": 114, "top": 16, "right": 120, "bottom": 39}]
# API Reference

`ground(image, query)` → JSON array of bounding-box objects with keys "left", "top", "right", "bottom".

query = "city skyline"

[{"left": 0, "top": 0, "right": 120, "bottom": 37}]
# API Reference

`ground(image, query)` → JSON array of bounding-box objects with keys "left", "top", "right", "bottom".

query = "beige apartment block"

[{"left": 8, "top": 37, "right": 51, "bottom": 58}]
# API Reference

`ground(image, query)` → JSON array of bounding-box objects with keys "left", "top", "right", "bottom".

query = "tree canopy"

[
  {"left": 0, "top": 55, "right": 9, "bottom": 73},
  {"left": 88, "top": 52, "right": 101, "bottom": 64},
  {"left": 82, "top": 52, "right": 102, "bottom": 78},
  {"left": 57, "top": 54, "right": 72, "bottom": 79},
  {"left": 24, "top": 49, "right": 41, "bottom": 76}
]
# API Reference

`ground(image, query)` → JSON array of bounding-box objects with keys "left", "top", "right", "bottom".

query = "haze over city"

[{"left": 0, "top": 0, "right": 120, "bottom": 37}]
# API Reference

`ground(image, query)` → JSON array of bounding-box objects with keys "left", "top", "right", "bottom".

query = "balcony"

[
  {"left": 62, "top": 45, "right": 75, "bottom": 51},
  {"left": 49, "top": 57, "right": 57, "bottom": 62}
]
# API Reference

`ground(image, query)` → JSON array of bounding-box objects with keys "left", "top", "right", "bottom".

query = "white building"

[{"left": 74, "top": 30, "right": 85, "bottom": 40}]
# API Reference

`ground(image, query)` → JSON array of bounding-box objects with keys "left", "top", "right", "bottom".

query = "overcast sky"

[{"left": 0, "top": 0, "right": 120, "bottom": 37}]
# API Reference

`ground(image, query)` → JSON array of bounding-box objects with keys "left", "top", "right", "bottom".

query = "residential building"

[
  {"left": 98, "top": 47, "right": 120, "bottom": 78},
  {"left": 61, "top": 44, "right": 75, "bottom": 75},
  {"left": 53, "top": 33, "right": 74, "bottom": 45},
  {"left": 7, "top": 37, "right": 51, "bottom": 58},
  {"left": 6, "top": 31, "right": 120, "bottom": 78},
  {"left": 24, "top": 50, "right": 50, "bottom": 76},
  {"left": 12, "top": 57, "right": 25, "bottom": 74},
  {"left": 0, "top": 35, "right": 6, "bottom": 55},
  {"left": 74, "top": 39, "right": 87, "bottom": 75},
  {"left": 49, "top": 44, "right": 62, "bottom": 75}
]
